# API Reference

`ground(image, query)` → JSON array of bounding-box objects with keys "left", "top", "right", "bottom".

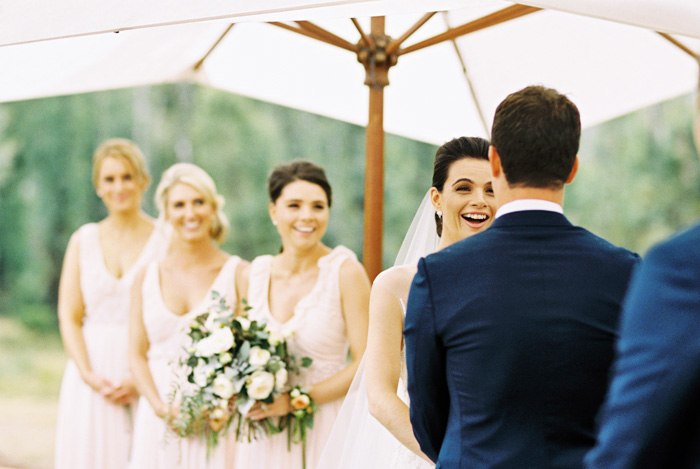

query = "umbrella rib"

[
  {"left": 270, "top": 22, "right": 354, "bottom": 52},
  {"left": 386, "top": 12, "right": 436, "bottom": 56},
  {"left": 295, "top": 21, "right": 356, "bottom": 52},
  {"left": 193, "top": 24, "right": 235, "bottom": 71},
  {"left": 351, "top": 18, "right": 373, "bottom": 47},
  {"left": 399, "top": 4, "right": 541, "bottom": 56},
  {"left": 441, "top": 12, "right": 489, "bottom": 136},
  {"left": 657, "top": 32, "right": 699, "bottom": 60}
]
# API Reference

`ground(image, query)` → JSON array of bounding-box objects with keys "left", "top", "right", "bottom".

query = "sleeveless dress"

[
  {"left": 55, "top": 222, "right": 167, "bottom": 469},
  {"left": 234, "top": 246, "right": 357, "bottom": 469},
  {"left": 317, "top": 273, "right": 432, "bottom": 469},
  {"left": 129, "top": 256, "right": 241, "bottom": 468}
]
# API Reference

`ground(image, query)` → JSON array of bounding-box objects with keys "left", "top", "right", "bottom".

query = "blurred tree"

[
  {"left": 567, "top": 94, "right": 700, "bottom": 254},
  {"left": 0, "top": 84, "right": 435, "bottom": 330},
  {"left": 0, "top": 86, "right": 697, "bottom": 331}
]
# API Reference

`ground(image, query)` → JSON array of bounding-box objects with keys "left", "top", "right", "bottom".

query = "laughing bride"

[{"left": 318, "top": 136, "right": 495, "bottom": 468}]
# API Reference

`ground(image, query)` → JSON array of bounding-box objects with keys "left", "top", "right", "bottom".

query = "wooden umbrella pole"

[
  {"left": 360, "top": 16, "right": 395, "bottom": 281},
  {"left": 364, "top": 84, "right": 384, "bottom": 280}
]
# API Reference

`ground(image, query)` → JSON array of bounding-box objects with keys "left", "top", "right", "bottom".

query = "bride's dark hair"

[{"left": 431, "top": 136, "right": 490, "bottom": 237}]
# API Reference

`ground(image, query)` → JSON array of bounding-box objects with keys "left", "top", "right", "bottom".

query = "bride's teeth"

[
  {"left": 296, "top": 226, "right": 314, "bottom": 233},
  {"left": 464, "top": 213, "right": 488, "bottom": 221}
]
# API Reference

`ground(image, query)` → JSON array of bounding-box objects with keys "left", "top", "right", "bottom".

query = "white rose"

[
  {"left": 212, "top": 374, "right": 235, "bottom": 399},
  {"left": 248, "top": 346, "right": 271, "bottom": 368},
  {"left": 268, "top": 329, "right": 284, "bottom": 347},
  {"left": 204, "top": 312, "right": 223, "bottom": 332},
  {"left": 193, "top": 360, "right": 209, "bottom": 388},
  {"left": 210, "top": 407, "right": 227, "bottom": 421},
  {"left": 219, "top": 352, "right": 232, "bottom": 365},
  {"left": 236, "top": 317, "right": 251, "bottom": 331},
  {"left": 246, "top": 370, "right": 275, "bottom": 400},
  {"left": 195, "top": 328, "right": 234, "bottom": 357},
  {"left": 274, "top": 368, "right": 288, "bottom": 391}
]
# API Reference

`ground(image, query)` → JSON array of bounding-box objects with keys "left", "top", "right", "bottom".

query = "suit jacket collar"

[{"left": 490, "top": 210, "right": 573, "bottom": 229}]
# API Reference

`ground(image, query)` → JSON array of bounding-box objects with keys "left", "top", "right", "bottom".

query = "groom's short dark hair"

[{"left": 491, "top": 85, "right": 580, "bottom": 189}]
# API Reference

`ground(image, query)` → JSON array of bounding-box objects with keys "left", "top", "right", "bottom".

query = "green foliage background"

[{"left": 0, "top": 85, "right": 698, "bottom": 333}]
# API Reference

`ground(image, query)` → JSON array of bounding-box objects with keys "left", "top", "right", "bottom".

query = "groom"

[{"left": 404, "top": 85, "right": 640, "bottom": 468}]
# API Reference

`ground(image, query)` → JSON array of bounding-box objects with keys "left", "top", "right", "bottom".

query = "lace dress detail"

[
  {"left": 55, "top": 222, "right": 167, "bottom": 469},
  {"left": 234, "top": 246, "right": 357, "bottom": 469},
  {"left": 129, "top": 256, "right": 241, "bottom": 468}
]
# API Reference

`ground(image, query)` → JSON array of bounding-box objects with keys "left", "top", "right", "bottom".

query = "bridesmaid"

[
  {"left": 129, "top": 162, "right": 247, "bottom": 468},
  {"left": 234, "top": 160, "right": 370, "bottom": 469},
  {"left": 55, "top": 138, "right": 167, "bottom": 469}
]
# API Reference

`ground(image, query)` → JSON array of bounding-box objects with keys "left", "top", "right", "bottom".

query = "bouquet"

[{"left": 171, "top": 292, "right": 312, "bottom": 452}]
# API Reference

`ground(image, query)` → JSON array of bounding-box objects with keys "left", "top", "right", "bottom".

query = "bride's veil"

[
  {"left": 394, "top": 191, "right": 440, "bottom": 267},
  {"left": 318, "top": 191, "right": 438, "bottom": 468}
]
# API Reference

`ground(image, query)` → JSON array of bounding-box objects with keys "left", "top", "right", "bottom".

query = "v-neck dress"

[
  {"left": 55, "top": 222, "right": 168, "bottom": 469},
  {"left": 129, "top": 255, "right": 241, "bottom": 468},
  {"left": 234, "top": 246, "right": 356, "bottom": 469}
]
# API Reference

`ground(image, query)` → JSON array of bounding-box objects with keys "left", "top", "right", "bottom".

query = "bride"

[{"left": 319, "top": 136, "right": 496, "bottom": 467}]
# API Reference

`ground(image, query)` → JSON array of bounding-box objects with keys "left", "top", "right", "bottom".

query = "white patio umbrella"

[{"left": 0, "top": 1, "right": 698, "bottom": 278}]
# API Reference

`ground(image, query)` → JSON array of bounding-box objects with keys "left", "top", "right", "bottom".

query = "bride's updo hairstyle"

[
  {"left": 155, "top": 162, "right": 229, "bottom": 243},
  {"left": 92, "top": 138, "right": 150, "bottom": 189},
  {"left": 431, "top": 136, "right": 490, "bottom": 237},
  {"left": 268, "top": 160, "right": 333, "bottom": 207}
]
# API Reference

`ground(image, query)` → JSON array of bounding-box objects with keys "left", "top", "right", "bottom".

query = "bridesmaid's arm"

[
  {"left": 58, "top": 232, "right": 115, "bottom": 397},
  {"left": 234, "top": 260, "right": 251, "bottom": 316},
  {"left": 365, "top": 271, "right": 431, "bottom": 462},
  {"left": 128, "top": 269, "right": 168, "bottom": 419},
  {"left": 247, "top": 258, "right": 370, "bottom": 420}
]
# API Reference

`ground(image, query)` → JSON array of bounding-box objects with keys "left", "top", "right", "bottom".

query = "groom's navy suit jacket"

[
  {"left": 405, "top": 210, "right": 639, "bottom": 469},
  {"left": 586, "top": 222, "right": 700, "bottom": 468}
]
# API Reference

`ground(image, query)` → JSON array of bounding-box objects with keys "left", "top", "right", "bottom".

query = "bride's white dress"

[
  {"left": 54, "top": 222, "right": 166, "bottom": 469},
  {"left": 317, "top": 291, "right": 432, "bottom": 469},
  {"left": 234, "top": 246, "right": 356, "bottom": 469},
  {"left": 129, "top": 256, "right": 241, "bottom": 468}
]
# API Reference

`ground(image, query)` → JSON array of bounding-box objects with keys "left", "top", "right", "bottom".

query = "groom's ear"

[
  {"left": 565, "top": 156, "right": 579, "bottom": 184},
  {"left": 489, "top": 146, "right": 502, "bottom": 178}
]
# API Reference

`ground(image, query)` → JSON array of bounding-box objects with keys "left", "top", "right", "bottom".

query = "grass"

[{"left": 0, "top": 317, "right": 65, "bottom": 469}]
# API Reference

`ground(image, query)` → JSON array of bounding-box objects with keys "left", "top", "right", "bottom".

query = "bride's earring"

[{"left": 436, "top": 210, "right": 443, "bottom": 218}]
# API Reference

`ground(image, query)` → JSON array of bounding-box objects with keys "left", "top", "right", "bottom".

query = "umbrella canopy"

[{"left": 1, "top": 1, "right": 698, "bottom": 278}]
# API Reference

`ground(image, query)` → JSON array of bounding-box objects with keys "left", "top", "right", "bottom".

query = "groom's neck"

[{"left": 495, "top": 186, "right": 565, "bottom": 209}]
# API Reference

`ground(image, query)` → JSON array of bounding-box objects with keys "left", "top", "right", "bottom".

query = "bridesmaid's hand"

[
  {"left": 83, "top": 371, "right": 115, "bottom": 397},
  {"left": 246, "top": 393, "right": 292, "bottom": 421},
  {"left": 108, "top": 378, "right": 139, "bottom": 406},
  {"left": 154, "top": 400, "right": 178, "bottom": 422}
]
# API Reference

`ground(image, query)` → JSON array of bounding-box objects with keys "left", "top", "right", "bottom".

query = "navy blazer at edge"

[
  {"left": 585, "top": 222, "right": 700, "bottom": 469},
  {"left": 404, "top": 210, "right": 640, "bottom": 469}
]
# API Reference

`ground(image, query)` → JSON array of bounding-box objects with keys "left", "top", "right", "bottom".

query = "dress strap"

[
  {"left": 318, "top": 246, "right": 357, "bottom": 276},
  {"left": 209, "top": 255, "right": 242, "bottom": 304},
  {"left": 77, "top": 223, "right": 100, "bottom": 272},
  {"left": 314, "top": 246, "right": 358, "bottom": 299},
  {"left": 141, "top": 261, "right": 160, "bottom": 299},
  {"left": 245, "top": 255, "right": 273, "bottom": 310}
]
